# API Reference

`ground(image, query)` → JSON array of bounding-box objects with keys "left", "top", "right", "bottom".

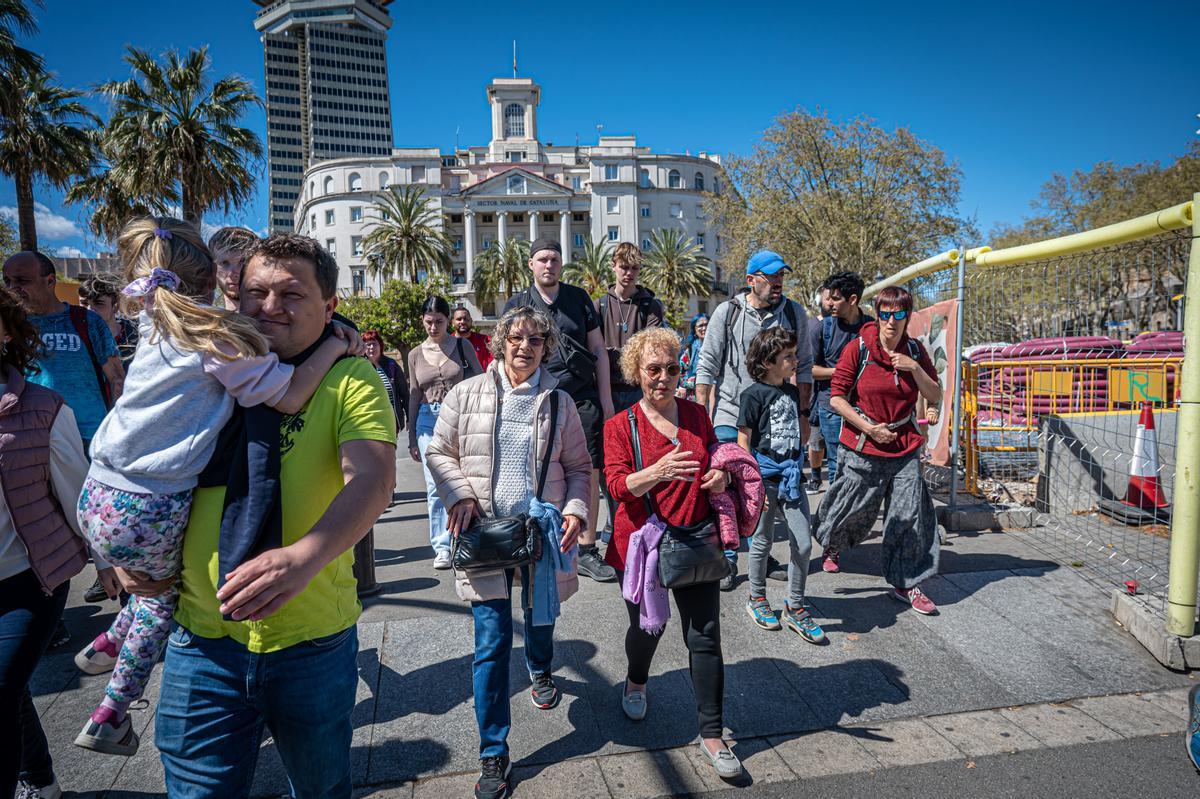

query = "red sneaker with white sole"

[
  {"left": 890, "top": 585, "right": 938, "bottom": 615},
  {"left": 821, "top": 551, "right": 840, "bottom": 573}
]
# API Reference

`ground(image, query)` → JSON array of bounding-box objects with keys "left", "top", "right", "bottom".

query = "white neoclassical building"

[{"left": 294, "top": 75, "right": 733, "bottom": 318}]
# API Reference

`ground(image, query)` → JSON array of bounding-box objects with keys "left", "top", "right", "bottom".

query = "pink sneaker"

[
  {"left": 891, "top": 585, "right": 938, "bottom": 615},
  {"left": 821, "top": 551, "right": 840, "bottom": 573}
]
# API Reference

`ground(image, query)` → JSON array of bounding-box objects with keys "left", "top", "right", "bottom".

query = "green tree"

[
  {"left": 337, "top": 272, "right": 452, "bottom": 355},
  {"left": 0, "top": 68, "right": 97, "bottom": 250},
  {"left": 0, "top": 214, "right": 17, "bottom": 258},
  {"left": 705, "top": 107, "right": 975, "bottom": 306},
  {"left": 362, "top": 185, "right": 453, "bottom": 283},
  {"left": 65, "top": 129, "right": 174, "bottom": 242},
  {"left": 0, "top": 1, "right": 41, "bottom": 89},
  {"left": 563, "top": 235, "right": 612, "bottom": 299},
  {"left": 471, "top": 237, "right": 530, "bottom": 312},
  {"left": 642, "top": 228, "right": 713, "bottom": 327},
  {"left": 93, "top": 46, "right": 261, "bottom": 228}
]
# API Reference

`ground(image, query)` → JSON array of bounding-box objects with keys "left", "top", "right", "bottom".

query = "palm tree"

[
  {"left": 472, "top": 237, "right": 530, "bottom": 307},
  {"left": 0, "top": 68, "right": 97, "bottom": 250},
  {"left": 362, "top": 185, "right": 454, "bottom": 283},
  {"left": 563, "top": 235, "right": 613, "bottom": 299},
  {"left": 96, "top": 46, "right": 261, "bottom": 228},
  {"left": 642, "top": 228, "right": 714, "bottom": 323},
  {"left": 65, "top": 130, "right": 174, "bottom": 242},
  {"left": 0, "top": 1, "right": 41, "bottom": 90}
]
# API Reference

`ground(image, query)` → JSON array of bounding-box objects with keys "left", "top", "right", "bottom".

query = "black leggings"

[{"left": 623, "top": 579, "right": 724, "bottom": 738}]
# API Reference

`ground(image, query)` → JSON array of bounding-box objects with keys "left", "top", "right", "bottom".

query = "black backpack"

[{"left": 718, "top": 291, "right": 799, "bottom": 371}]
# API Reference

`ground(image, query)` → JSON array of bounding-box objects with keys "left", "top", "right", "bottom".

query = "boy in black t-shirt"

[{"left": 737, "top": 328, "right": 825, "bottom": 644}]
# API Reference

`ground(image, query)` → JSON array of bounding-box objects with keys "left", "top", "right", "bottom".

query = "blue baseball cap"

[{"left": 746, "top": 250, "right": 790, "bottom": 276}]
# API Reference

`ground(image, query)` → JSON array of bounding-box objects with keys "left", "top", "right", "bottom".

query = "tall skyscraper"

[{"left": 253, "top": 0, "right": 395, "bottom": 233}]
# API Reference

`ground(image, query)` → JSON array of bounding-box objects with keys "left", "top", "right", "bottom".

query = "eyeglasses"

[
  {"left": 878, "top": 310, "right": 909, "bottom": 321},
  {"left": 505, "top": 334, "right": 546, "bottom": 348},
  {"left": 641, "top": 363, "right": 681, "bottom": 378}
]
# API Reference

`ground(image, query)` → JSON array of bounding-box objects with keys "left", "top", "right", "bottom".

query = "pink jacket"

[{"left": 708, "top": 443, "right": 765, "bottom": 549}]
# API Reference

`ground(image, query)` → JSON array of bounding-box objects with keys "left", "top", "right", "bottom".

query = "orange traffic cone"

[{"left": 1122, "top": 402, "right": 1170, "bottom": 511}]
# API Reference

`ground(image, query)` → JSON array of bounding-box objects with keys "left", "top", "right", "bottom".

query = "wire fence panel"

[{"left": 960, "top": 230, "right": 1189, "bottom": 615}]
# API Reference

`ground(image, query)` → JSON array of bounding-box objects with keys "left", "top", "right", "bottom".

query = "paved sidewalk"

[{"left": 31, "top": 455, "right": 1196, "bottom": 797}]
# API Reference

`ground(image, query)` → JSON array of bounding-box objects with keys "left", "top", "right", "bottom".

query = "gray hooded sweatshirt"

[{"left": 695, "top": 291, "right": 813, "bottom": 430}]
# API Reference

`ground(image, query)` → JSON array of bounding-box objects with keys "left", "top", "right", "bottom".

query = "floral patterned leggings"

[{"left": 78, "top": 476, "right": 193, "bottom": 704}]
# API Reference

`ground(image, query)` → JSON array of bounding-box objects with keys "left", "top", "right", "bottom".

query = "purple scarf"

[{"left": 621, "top": 514, "right": 669, "bottom": 635}]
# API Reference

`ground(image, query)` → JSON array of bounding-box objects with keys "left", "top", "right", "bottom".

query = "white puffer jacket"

[{"left": 425, "top": 362, "right": 591, "bottom": 603}]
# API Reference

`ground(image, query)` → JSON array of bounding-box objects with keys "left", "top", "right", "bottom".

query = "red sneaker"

[
  {"left": 821, "top": 551, "right": 840, "bottom": 573},
  {"left": 890, "top": 585, "right": 938, "bottom": 615}
]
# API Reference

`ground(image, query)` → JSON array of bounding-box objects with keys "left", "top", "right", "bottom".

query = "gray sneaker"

[
  {"left": 577, "top": 547, "right": 616, "bottom": 582},
  {"left": 15, "top": 778, "right": 62, "bottom": 799},
  {"left": 698, "top": 739, "right": 743, "bottom": 779},
  {"left": 719, "top": 556, "right": 737, "bottom": 591},
  {"left": 621, "top": 681, "right": 647, "bottom": 721}
]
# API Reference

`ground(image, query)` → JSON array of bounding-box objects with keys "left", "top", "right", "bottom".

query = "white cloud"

[
  {"left": 52, "top": 245, "right": 87, "bottom": 258},
  {"left": 0, "top": 202, "right": 82, "bottom": 240}
]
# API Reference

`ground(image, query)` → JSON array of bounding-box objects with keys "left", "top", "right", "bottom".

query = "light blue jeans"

[{"left": 416, "top": 402, "right": 451, "bottom": 555}]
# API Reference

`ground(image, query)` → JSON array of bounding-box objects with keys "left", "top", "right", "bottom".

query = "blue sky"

[{"left": 4, "top": 0, "right": 1195, "bottom": 258}]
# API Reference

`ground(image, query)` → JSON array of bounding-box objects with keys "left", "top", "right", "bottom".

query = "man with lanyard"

[
  {"left": 695, "top": 249, "right": 813, "bottom": 589},
  {"left": 595, "top": 242, "right": 664, "bottom": 412},
  {"left": 504, "top": 238, "right": 617, "bottom": 583},
  {"left": 452, "top": 305, "right": 493, "bottom": 372},
  {"left": 812, "top": 271, "right": 872, "bottom": 485}
]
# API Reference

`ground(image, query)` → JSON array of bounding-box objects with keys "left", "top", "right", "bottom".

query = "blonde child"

[{"left": 72, "top": 217, "right": 360, "bottom": 756}]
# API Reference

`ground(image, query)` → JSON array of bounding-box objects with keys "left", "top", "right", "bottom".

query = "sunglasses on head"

[
  {"left": 878, "top": 310, "right": 909, "bottom": 322},
  {"left": 642, "top": 363, "right": 681, "bottom": 378}
]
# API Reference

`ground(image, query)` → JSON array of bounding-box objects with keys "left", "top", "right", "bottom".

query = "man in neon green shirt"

[{"left": 153, "top": 235, "right": 396, "bottom": 798}]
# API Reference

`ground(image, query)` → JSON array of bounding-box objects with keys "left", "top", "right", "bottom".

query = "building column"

[
  {"left": 559, "top": 210, "right": 571, "bottom": 252},
  {"left": 497, "top": 211, "right": 508, "bottom": 246},
  {"left": 464, "top": 210, "right": 476, "bottom": 285},
  {"left": 530, "top": 211, "right": 539, "bottom": 241}
]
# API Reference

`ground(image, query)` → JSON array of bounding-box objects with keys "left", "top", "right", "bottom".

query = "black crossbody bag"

[
  {"left": 452, "top": 392, "right": 559, "bottom": 572},
  {"left": 627, "top": 408, "right": 729, "bottom": 589}
]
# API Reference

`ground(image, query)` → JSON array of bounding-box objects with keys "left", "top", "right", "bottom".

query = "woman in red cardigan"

[{"left": 814, "top": 286, "right": 943, "bottom": 615}]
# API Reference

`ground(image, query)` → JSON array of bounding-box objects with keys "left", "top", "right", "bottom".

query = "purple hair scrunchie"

[{"left": 122, "top": 266, "right": 182, "bottom": 297}]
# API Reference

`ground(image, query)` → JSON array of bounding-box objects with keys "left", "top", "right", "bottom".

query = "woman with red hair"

[
  {"left": 814, "top": 286, "right": 943, "bottom": 615},
  {"left": 362, "top": 330, "right": 408, "bottom": 434}
]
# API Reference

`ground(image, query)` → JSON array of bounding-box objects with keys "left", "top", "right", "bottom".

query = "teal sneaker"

[
  {"left": 1188, "top": 684, "right": 1199, "bottom": 774},
  {"left": 746, "top": 596, "right": 780, "bottom": 630},
  {"left": 782, "top": 604, "right": 826, "bottom": 644}
]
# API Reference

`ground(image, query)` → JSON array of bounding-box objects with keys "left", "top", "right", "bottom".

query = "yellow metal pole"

[
  {"left": 1165, "top": 192, "right": 1200, "bottom": 637},
  {"left": 862, "top": 249, "right": 961, "bottom": 300}
]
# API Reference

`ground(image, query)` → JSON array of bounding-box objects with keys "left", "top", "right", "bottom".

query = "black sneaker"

[
  {"left": 766, "top": 556, "right": 788, "bottom": 581},
  {"left": 577, "top": 547, "right": 616, "bottom": 583},
  {"left": 475, "top": 755, "right": 511, "bottom": 799},
  {"left": 530, "top": 671, "right": 560, "bottom": 709},
  {"left": 84, "top": 578, "right": 109, "bottom": 603}
]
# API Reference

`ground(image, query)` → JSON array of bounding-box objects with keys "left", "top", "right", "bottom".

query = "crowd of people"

[{"left": 0, "top": 220, "right": 950, "bottom": 799}]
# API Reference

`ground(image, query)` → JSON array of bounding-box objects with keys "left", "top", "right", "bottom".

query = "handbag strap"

[
  {"left": 535, "top": 391, "right": 559, "bottom": 499},
  {"left": 627, "top": 406, "right": 658, "bottom": 519}
]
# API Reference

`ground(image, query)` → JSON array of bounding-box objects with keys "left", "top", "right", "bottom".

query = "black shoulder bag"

[
  {"left": 451, "top": 391, "right": 559, "bottom": 572},
  {"left": 627, "top": 407, "right": 729, "bottom": 589}
]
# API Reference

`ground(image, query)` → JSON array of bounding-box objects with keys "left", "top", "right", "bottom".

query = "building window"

[
  {"left": 694, "top": 172, "right": 705, "bottom": 191},
  {"left": 310, "top": 213, "right": 317, "bottom": 230},
  {"left": 713, "top": 177, "right": 721, "bottom": 195},
  {"left": 309, "top": 180, "right": 315, "bottom": 198},
  {"left": 349, "top": 172, "right": 362, "bottom": 191},
  {"left": 379, "top": 172, "right": 390, "bottom": 189},
  {"left": 571, "top": 176, "right": 582, "bottom": 190},
  {"left": 641, "top": 238, "right": 651, "bottom": 250},
  {"left": 352, "top": 269, "right": 365, "bottom": 294},
  {"left": 454, "top": 237, "right": 462, "bottom": 252},
  {"left": 604, "top": 164, "right": 618, "bottom": 181},
  {"left": 667, "top": 169, "right": 681, "bottom": 189},
  {"left": 696, "top": 232, "right": 705, "bottom": 249},
  {"left": 450, "top": 213, "right": 463, "bottom": 223},
  {"left": 508, "top": 151, "right": 524, "bottom": 163},
  {"left": 574, "top": 233, "right": 585, "bottom": 247},
  {"left": 482, "top": 214, "right": 494, "bottom": 224},
  {"left": 411, "top": 165, "right": 426, "bottom": 182},
  {"left": 698, "top": 299, "right": 709, "bottom": 315},
  {"left": 350, "top": 206, "right": 363, "bottom": 223},
  {"left": 442, "top": 156, "right": 457, "bottom": 167},
  {"left": 696, "top": 204, "right": 704, "bottom": 219},
  {"left": 607, "top": 226, "right": 619, "bottom": 241},
  {"left": 670, "top": 203, "right": 682, "bottom": 219},
  {"left": 482, "top": 236, "right": 493, "bottom": 249},
  {"left": 351, "top": 236, "right": 363, "bottom": 256},
  {"left": 639, "top": 169, "right": 651, "bottom": 188},
  {"left": 450, "top": 175, "right": 462, "bottom": 191},
  {"left": 325, "top": 209, "right": 335, "bottom": 225},
  {"left": 504, "top": 103, "right": 525, "bottom": 137},
  {"left": 326, "top": 238, "right": 337, "bottom": 258},
  {"left": 639, "top": 205, "right": 650, "bottom": 218},
  {"left": 513, "top": 213, "right": 525, "bottom": 223},
  {"left": 573, "top": 212, "right": 585, "bottom": 222},
  {"left": 606, "top": 197, "right": 619, "bottom": 214},
  {"left": 507, "top": 174, "right": 526, "bottom": 195},
  {"left": 542, "top": 212, "right": 554, "bottom": 222},
  {"left": 323, "top": 175, "right": 333, "bottom": 194}
]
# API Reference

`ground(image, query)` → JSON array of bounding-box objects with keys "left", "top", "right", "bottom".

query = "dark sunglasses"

[
  {"left": 878, "top": 310, "right": 909, "bottom": 321},
  {"left": 642, "top": 363, "right": 681, "bottom": 378}
]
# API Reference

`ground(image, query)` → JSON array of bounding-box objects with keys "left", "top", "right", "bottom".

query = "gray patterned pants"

[{"left": 814, "top": 448, "right": 939, "bottom": 589}]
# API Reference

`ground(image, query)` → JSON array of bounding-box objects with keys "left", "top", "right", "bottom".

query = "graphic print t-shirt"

[
  {"left": 737, "top": 381, "right": 802, "bottom": 464},
  {"left": 27, "top": 303, "right": 118, "bottom": 440}
]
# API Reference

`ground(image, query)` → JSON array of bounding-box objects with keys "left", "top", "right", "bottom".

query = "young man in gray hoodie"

[{"left": 695, "top": 249, "right": 814, "bottom": 588}]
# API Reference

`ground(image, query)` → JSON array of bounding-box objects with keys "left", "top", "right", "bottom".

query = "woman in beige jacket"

[{"left": 424, "top": 305, "right": 590, "bottom": 798}]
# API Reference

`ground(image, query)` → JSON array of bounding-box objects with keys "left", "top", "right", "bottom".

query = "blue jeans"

[
  {"left": 156, "top": 625, "right": 359, "bottom": 799},
  {"left": 817, "top": 405, "right": 845, "bottom": 482},
  {"left": 471, "top": 569, "right": 555, "bottom": 758},
  {"left": 416, "top": 402, "right": 451, "bottom": 555},
  {"left": 713, "top": 425, "right": 741, "bottom": 564}
]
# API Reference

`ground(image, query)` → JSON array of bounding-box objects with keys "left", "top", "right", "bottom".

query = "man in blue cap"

[{"left": 695, "top": 249, "right": 813, "bottom": 589}]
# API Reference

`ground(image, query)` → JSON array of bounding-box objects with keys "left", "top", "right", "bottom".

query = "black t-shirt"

[
  {"left": 811, "top": 313, "right": 873, "bottom": 409},
  {"left": 737, "top": 381, "right": 803, "bottom": 464},
  {"left": 505, "top": 282, "right": 600, "bottom": 399}
]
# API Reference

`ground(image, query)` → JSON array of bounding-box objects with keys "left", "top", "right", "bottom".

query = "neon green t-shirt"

[{"left": 175, "top": 357, "right": 396, "bottom": 653}]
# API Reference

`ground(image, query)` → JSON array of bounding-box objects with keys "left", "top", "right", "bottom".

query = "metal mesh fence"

[{"left": 960, "top": 230, "right": 1189, "bottom": 614}]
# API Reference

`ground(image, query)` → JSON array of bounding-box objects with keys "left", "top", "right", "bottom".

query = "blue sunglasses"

[{"left": 878, "top": 310, "right": 909, "bottom": 321}]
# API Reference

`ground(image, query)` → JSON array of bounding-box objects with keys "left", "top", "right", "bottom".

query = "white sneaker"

[
  {"left": 74, "top": 709, "right": 139, "bottom": 757},
  {"left": 15, "top": 778, "right": 62, "bottom": 799},
  {"left": 433, "top": 550, "right": 452, "bottom": 570},
  {"left": 74, "top": 635, "right": 119, "bottom": 675}
]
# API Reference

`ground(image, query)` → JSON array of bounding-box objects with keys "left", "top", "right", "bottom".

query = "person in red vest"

[{"left": 453, "top": 305, "right": 492, "bottom": 371}]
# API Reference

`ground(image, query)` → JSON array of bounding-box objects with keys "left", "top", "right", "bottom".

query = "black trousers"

[
  {"left": 0, "top": 569, "right": 70, "bottom": 794},
  {"left": 623, "top": 578, "right": 724, "bottom": 738}
]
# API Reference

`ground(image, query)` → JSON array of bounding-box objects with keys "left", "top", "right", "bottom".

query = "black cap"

[{"left": 530, "top": 237, "right": 562, "bottom": 257}]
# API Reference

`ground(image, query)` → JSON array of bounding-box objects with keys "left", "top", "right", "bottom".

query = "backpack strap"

[
  {"left": 534, "top": 391, "right": 560, "bottom": 498},
  {"left": 67, "top": 305, "right": 111, "bottom": 409},
  {"left": 627, "top": 406, "right": 657, "bottom": 519},
  {"left": 821, "top": 316, "right": 836, "bottom": 365},
  {"left": 455, "top": 337, "right": 472, "bottom": 376},
  {"left": 782, "top": 299, "right": 798, "bottom": 331}
]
